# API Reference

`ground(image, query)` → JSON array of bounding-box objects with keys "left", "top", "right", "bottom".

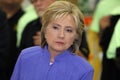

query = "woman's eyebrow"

[{"left": 52, "top": 23, "right": 75, "bottom": 29}]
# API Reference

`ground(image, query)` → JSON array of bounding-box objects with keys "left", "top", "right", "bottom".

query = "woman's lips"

[{"left": 56, "top": 41, "right": 64, "bottom": 44}]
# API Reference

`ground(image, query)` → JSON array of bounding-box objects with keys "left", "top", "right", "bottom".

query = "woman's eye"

[
  {"left": 53, "top": 26, "right": 59, "bottom": 30},
  {"left": 66, "top": 29, "right": 72, "bottom": 33}
]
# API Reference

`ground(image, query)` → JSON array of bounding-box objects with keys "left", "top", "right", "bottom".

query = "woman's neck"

[
  {"left": 48, "top": 47, "right": 62, "bottom": 63},
  {"left": 50, "top": 50, "right": 59, "bottom": 63}
]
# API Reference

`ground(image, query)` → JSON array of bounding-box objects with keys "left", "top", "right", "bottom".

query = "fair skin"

[
  {"left": 45, "top": 15, "right": 76, "bottom": 62},
  {"left": 33, "top": 31, "right": 41, "bottom": 45}
]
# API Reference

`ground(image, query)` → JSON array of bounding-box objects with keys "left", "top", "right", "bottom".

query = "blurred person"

[
  {"left": 0, "top": 9, "right": 10, "bottom": 80},
  {"left": 0, "top": 0, "right": 24, "bottom": 78},
  {"left": 16, "top": 4, "right": 38, "bottom": 47},
  {"left": 11, "top": 1, "right": 94, "bottom": 80},
  {"left": 88, "top": 0, "right": 120, "bottom": 56},
  {"left": 87, "top": 0, "right": 120, "bottom": 80},
  {"left": 99, "top": 13, "right": 120, "bottom": 80},
  {"left": 18, "top": 0, "right": 55, "bottom": 52}
]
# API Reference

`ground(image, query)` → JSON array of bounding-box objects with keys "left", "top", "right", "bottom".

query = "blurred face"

[
  {"left": 99, "top": 16, "right": 111, "bottom": 31},
  {"left": 45, "top": 15, "right": 76, "bottom": 55},
  {"left": 0, "top": 0, "right": 22, "bottom": 8},
  {"left": 31, "top": 0, "right": 55, "bottom": 17}
]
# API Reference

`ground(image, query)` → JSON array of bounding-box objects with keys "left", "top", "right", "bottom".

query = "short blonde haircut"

[{"left": 41, "top": 1, "right": 84, "bottom": 53}]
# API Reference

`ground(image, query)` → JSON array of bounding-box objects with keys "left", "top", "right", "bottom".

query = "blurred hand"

[{"left": 33, "top": 31, "right": 41, "bottom": 45}]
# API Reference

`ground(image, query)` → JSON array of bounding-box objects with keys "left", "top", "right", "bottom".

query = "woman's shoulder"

[
  {"left": 70, "top": 54, "right": 94, "bottom": 71},
  {"left": 22, "top": 46, "right": 42, "bottom": 52},
  {"left": 19, "top": 46, "right": 43, "bottom": 59}
]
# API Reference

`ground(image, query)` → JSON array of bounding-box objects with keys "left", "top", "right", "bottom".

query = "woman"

[{"left": 11, "top": 1, "right": 94, "bottom": 80}]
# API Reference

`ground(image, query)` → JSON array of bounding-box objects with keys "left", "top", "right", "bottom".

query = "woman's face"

[
  {"left": 45, "top": 15, "right": 76, "bottom": 54},
  {"left": 99, "top": 16, "right": 111, "bottom": 31}
]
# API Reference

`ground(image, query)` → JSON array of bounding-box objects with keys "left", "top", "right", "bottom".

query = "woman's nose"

[{"left": 58, "top": 29, "right": 65, "bottom": 38}]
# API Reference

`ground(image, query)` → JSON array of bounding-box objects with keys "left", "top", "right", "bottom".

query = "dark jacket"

[
  {"left": 0, "top": 9, "right": 10, "bottom": 80},
  {"left": 19, "top": 18, "right": 42, "bottom": 52},
  {"left": 7, "top": 8, "right": 24, "bottom": 79},
  {"left": 100, "top": 15, "right": 120, "bottom": 80}
]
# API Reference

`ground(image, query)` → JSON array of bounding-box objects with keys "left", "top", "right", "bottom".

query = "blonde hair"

[{"left": 41, "top": 1, "right": 84, "bottom": 53}]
